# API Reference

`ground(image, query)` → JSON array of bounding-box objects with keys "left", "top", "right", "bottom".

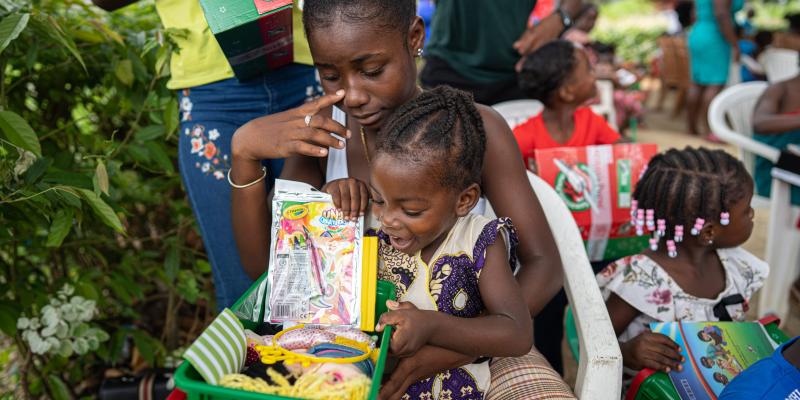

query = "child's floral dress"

[{"left": 596, "top": 247, "right": 769, "bottom": 345}]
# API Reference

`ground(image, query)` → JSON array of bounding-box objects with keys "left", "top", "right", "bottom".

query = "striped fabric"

[
  {"left": 183, "top": 309, "right": 247, "bottom": 385},
  {"left": 486, "top": 347, "right": 576, "bottom": 400}
]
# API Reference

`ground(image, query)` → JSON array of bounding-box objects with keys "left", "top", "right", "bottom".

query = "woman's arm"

[
  {"left": 712, "top": 0, "right": 740, "bottom": 60},
  {"left": 378, "top": 237, "right": 533, "bottom": 358},
  {"left": 753, "top": 83, "right": 800, "bottom": 134},
  {"left": 478, "top": 105, "right": 564, "bottom": 316},
  {"left": 230, "top": 92, "right": 348, "bottom": 279}
]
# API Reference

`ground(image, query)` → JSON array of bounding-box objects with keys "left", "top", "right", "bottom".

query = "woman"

[
  {"left": 230, "top": 1, "right": 574, "bottom": 398},
  {"left": 686, "top": 0, "right": 743, "bottom": 142}
]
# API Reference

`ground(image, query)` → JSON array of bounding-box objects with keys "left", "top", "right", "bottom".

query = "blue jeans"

[{"left": 177, "top": 65, "right": 322, "bottom": 309}]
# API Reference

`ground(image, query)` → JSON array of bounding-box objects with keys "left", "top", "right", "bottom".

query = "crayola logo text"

[{"left": 283, "top": 204, "right": 308, "bottom": 220}]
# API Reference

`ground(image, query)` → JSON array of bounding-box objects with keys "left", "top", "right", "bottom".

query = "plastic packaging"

[{"left": 267, "top": 180, "right": 364, "bottom": 326}]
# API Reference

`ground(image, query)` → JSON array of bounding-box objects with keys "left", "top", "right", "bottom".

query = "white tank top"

[{"left": 323, "top": 106, "right": 487, "bottom": 215}]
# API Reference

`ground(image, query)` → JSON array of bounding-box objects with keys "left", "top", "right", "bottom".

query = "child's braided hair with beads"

[
  {"left": 375, "top": 85, "right": 486, "bottom": 191},
  {"left": 633, "top": 147, "right": 751, "bottom": 244}
]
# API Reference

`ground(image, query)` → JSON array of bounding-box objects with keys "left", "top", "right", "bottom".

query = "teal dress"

[
  {"left": 753, "top": 124, "right": 800, "bottom": 206},
  {"left": 687, "top": 0, "right": 743, "bottom": 85}
]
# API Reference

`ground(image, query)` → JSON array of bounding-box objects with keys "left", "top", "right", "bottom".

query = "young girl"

[
  {"left": 229, "top": 1, "right": 576, "bottom": 397},
  {"left": 513, "top": 40, "right": 621, "bottom": 170},
  {"left": 370, "top": 86, "right": 533, "bottom": 400},
  {"left": 597, "top": 147, "right": 768, "bottom": 380}
]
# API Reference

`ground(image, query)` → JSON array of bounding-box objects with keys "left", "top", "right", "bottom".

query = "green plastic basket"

[{"left": 174, "top": 274, "right": 397, "bottom": 400}]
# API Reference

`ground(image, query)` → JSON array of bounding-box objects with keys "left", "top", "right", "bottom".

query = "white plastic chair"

[
  {"left": 591, "top": 80, "right": 619, "bottom": 131},
  {"left": 708, "top": 82, "right": 800, "bottom": 321},
  {"left": 492, "top": 99, "right": 543, "bottom": 129},
  {"left": 484, "top": 172, "right": 623, "bottom": 399},
  {"left": 707, "top": 81, "right": 776, "bottom": 208},
  {"left": 759, "top": 48, "right": 800, "bottom": 83}
]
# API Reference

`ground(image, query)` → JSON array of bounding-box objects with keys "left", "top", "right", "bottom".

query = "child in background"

[
  {"left": 369, "top": 87, "right": 533, "bottom": 399},
  {"left": 597, "top": 147, "right": 768, "bottom": 384},
  {"left": 513, "top": 40, "right": 621, "bottom": 170}
]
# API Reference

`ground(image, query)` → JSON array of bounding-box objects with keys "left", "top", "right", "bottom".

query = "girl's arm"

[
  {"left": 477, "top": 105, "right": 564, "bottom": 316},
  {"left": 231, "top": 92, "right": 348, "bottom": 279},
  {"left": 606, "top": 293, "right": 683, "bottom": 372},
  {"left": 753, "top": 83, "right": 800, "bottom": 134},
  {"left": 378, "top": 236, "right": 533, "bottom": 358}
]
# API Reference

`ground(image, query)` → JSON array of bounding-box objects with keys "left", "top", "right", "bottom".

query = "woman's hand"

[
  {"left": 231, "top": 90, "right": 350, "bottom": 163},
  {"left": 376, "top": 301, "right": 433, "bottom": 358},
  {"left": 621, "top": 332, "right": 685, "bottom": 373},
  {"left": 378, "top": 345, "right": 475, "bottom": 400},
  {"left": 321, "top": 178, "right": 370, "bottom": 220}
]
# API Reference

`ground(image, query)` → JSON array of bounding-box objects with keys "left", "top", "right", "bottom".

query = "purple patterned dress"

[{"left": 375, "top": 214, "right": 519, "bottom": 400}]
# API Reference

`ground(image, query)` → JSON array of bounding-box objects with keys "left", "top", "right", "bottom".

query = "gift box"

[
  {"left": 534, "top": 144, "right": 658, "bottom": 262},
  {"left": 199, "top": 0, "right": 294, "bottom": 81}
]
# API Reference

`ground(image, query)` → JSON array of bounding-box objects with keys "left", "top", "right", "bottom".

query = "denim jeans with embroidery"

[{"left": 178, "top": 65, "right": 321, "bottom": 309}]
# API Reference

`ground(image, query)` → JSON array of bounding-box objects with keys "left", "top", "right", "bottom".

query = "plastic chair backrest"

[
  {"left": 483, "top": 172, "right": 623, "bottom": 399},
  {"left": 707, "top": 81, "right": 778, "bottom": 208},
  {"left": 591, "top": 79, "right": 618, "bottom": 131},
  {"left": 707, "top": 81, "right": 778, "bottom": 171},
  {"left": 491, "top": 99, "right": 543, "bottom": 129},
  {"left": 759, "top": 48, "right": 800, "bottom": 83}
]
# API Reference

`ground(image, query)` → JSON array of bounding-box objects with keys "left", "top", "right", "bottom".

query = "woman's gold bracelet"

[{"left": 227, "top": 166, "right": 267, "bottom": 189}]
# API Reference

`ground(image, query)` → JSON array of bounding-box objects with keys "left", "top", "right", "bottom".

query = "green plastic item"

[{"left": 174, "top": 274, "right": 397, "bottom": 400}]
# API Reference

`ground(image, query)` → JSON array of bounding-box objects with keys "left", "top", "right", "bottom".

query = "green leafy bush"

[{"left": 0, "top": 1, "right": 214, "bottom": 398}]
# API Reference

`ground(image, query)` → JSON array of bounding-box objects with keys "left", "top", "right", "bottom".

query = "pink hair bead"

[
  {"left": 667, "top": 240, "right": 677, "bottom": 258},
  {"left": 649, "top": 237, "right": 659, "bottom": 251},
  {"left": 656, "top": 219, "right": 666, "bottom": 237},
  {"left": 646, "top": 209, "right": 656, "bottom": 231},
  {"left": 630, "top": 200, "right": 639, "bottom": 219},
  {"left": 674, "top": 225, "right": 684, "bottom": 243},
  {"left": 720, "top": 212, "right": 730, "bottom": 226},
  {"left": 691, "top": 218, "right": 705, "bottom": 236},
  {"left": 636, "top": 209, "right": 645, "bottom": 236}
]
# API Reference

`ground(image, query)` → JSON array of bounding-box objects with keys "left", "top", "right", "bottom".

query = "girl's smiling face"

[
  {"left": 307, "top": 16, "right": 424, "bottom": 130},
  {"left": 368, "top": 154, "right": 479, "bottom": 258}
]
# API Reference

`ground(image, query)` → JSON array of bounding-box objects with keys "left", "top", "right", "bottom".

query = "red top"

[{"left": 512, "top": 107, "right": 621, "bottom": 165}]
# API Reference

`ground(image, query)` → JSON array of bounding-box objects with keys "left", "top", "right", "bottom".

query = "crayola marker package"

[{"left": 266, "top": 180, "right": 364, "bottom": 327}]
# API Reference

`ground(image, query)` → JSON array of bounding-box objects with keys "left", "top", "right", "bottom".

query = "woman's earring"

[{"left": 416, "top": 48, "right": 424, "bottom": 57}]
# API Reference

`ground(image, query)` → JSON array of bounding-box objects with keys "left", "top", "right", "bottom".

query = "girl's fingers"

[
  {"left": 359, "top": 182, "right": 369, "bottom": 216},
  {"left": 307, "top": 114, "right": 350, "bottom": 138},
  {"left": 300, "top": 127, "right": 345, "bottom": 150},
  {"left": 300, "top": 89, "right": 346, "bottom": 119},
  {"left": 338, "top": 184, "right": 352, "bottom": 218},
  {"left": 347, "top": 179, "right": 361, "bottom": 219},
  {"left": 291, "top": 140, "right": 329, "bottom": 158}
]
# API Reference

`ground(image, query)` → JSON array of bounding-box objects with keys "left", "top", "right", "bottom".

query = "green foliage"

[
  {"left": 0, "top": 0, "right": 214, "bottom": 397},
  {"left": 592, "top": 27, "right": 664, "bottom": 66}
]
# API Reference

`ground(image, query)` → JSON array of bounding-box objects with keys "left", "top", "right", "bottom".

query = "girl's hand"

[
  {"left": 376, "top": 301, "right": 433, "bottom": 358},
  {"left": 231, "top": 90, "right": 350, "bottom": 162},
  {"left": 321, "top": 178, "right": 369, "bottom": 221},
  {"left": 621, "top": 332, "right": 685, "bottom": 373}
]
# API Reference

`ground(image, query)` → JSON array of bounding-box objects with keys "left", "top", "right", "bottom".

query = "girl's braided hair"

[
  {"left": 376, "top": 85, "right": 486, "bottom": 190},
  {"left": 634, "top": 147, "right": 751, "bottom": 237},
  {"left": 303, "top": 0, "right": 416, "bottom": 42}
]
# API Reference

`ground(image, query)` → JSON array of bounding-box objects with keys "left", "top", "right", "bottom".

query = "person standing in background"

[
  {"left": 91, "top": 0, "right": 322, "bottom": 309},
  {"left": 685, "top": 0, "right": 742, "bottom": 142},
  {"left": 420, "top": 0, "right": 585, "bottom": 106}
]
